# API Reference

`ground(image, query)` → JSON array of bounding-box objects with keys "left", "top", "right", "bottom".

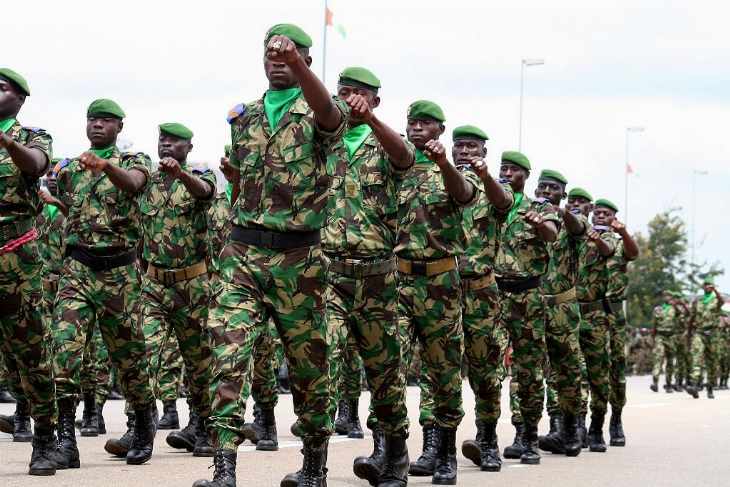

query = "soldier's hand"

[
  {"left": 0, "top": 131, "right": 13, "bottom": 149},
  {"left": 611, "top": 219, "right": 628, "bottom": 235},
  {"left": 345, "top": 94, "right": 373, "bottom": 123},
  {"left": 266, "top": 35, "right": 299, "bottom": 64},
  {"left": 524, "top": 210, "right": 546, "bottom": 228},
  {"left": 423, "top": 140, "right": 448, "bottom": 166},
  {"left": 39, "top": 187, "right": 53, "bottom": 203},
  {"left": 586, "top": 227, "right": 601, "bottom": 241},
  {"left": 78, "top": 151, "right": 107, "bottom": 171},
  {"left": 159, "top": 157, "right": 183, "bottom": 178},
  {"left": 469, "top": 156, "right": 491, "bottom": 180},
  {"left": 219, "top": 157, "right": 235, "bottom": 181}
]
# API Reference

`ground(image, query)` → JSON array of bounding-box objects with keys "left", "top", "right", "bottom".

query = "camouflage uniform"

[
  {"left": 605, "top": 239, "right": 632, "bottom": 409},
  {"left": 140, "top": 162, "right": 216, "bottom": 421},
  {"left": 324, "top": 130, "right": 412, "bottom": 436},
  {"left": 206, "top": 92, "right": 348, "bottom": 454},
  {"left": 673, "top": 301, "right": 692, "bottom": 389},
  {"left": 0, "top": 122, "right": 56, "bottom": 428},
  {"left": 206, "top": 187, "right": 231, "bottom": 286},
  {"left": 651, "top": 303, "right": 677, "bottom": 387},
  {"left": 689, "top": 293, "right": 723, "bottom": 388},
  {"left": 53, "top": 148, "right": 154, "bottom": 408}
]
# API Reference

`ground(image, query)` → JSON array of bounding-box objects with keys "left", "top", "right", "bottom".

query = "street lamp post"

[
  {"left": 519, "top": 58, "right": 545, "bottom": 151},
  {"left": 623, "top": 126, "right": 644, "bottom": 226},
  {"left": 692, "top": 170, "right": 708, "bottom": 268}
]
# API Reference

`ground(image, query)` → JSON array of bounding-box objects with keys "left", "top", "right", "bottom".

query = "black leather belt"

[
  {"left": 605, "top": 298, "right": 624, "bottom": 314},
  {"left": 68, "top": 248, "right": 137, "bottom": 271},
  {"left": 579, "top": 299, "right": 604, "bottom": 314},
  {"left": 655, "top": 330, "right": 675, "bottom": 338},
  {"left": 231, "top": 225, "right": 321, "bottom": 249},
  {"left": 328, "top": 256, "right": 397, "bottom": 278},
  {"left": 0, "top": 218, "right": 33, "bottom": 243},
  {"left": 496, "top": 275, "right": 542, "bottom": 294}
]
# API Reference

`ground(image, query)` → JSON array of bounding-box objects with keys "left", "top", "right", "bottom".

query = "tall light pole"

[
  {"left": 692, "top": 170, "right": 708, "bottom": 268},
  {"left": 623, "top": 126, "right": 644, "bottom": 225},
  {"left": 518, "top": 58, "right": 545, "bottom": 151}
]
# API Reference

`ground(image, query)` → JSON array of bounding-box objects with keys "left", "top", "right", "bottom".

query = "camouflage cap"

[
  {"left": 407, "top": 100, "right": 445, "bottom": 122},
  {"left": 568, "top": 187, "right": 593, "bottom": 202},
  {"left": 338, "top": 67, "right": 381, "bottom": 91},
  {"left": 452, "top": 125, "right": 488, "bottom": 141},
  {"left": 501, "top": 151, "right": 531, "bottom": 170},
  {"left": 538, "top": 169, "right": 567, "bottom": 185},
  {"left": 0, "top": 68, "right": 30, "bottom": 96},
  {"left": 159, "top": 122, "right": 194, "bottom": 139},
  {"left": 87, "top": 99, "right": 126, "bottom": 119},
  {"left": 595, "top": 198, "right": 619, "bottom": 213},
  {"left": 264, "top": 24, "right": 313, "bottom": 48}
]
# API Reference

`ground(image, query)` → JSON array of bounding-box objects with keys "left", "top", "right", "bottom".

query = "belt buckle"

[
  {"left": 412, "top": 261, "right": 427, "bottom": 275},
  {"left": 260, "top": 231, "right": 274, "bottom": 248},
  {"left": 163, "top": 269, "right": 176, "bottom": 286}
]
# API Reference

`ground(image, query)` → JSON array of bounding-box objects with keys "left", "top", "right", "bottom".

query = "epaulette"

[
  {"left": 52, "top": 158, "right": 70, "bottom": 176},
  {"left": 571, "top": 209, "right": 582, "bottom": 214},
  {"left": 456, "top": 163, "right": 472, "bottom": 171},
  {"left": 23, "top": 126, "right": 43, "bottom": 133},
  {"left": 498, "top": 177, "right": 510, "bottom": 184},
  {"left": 534, "top": 197, "right": 549, "bottom": 205},
  {"left": 227, "top": 103, "right": 245, "bottom": 124},
  {"left": 122, "top": 151, "right": 143, "bottom": 159},
  {"left": 594, "top": 225, "right": 611, "bottom": 232},
  {"left": 192, "top": 162, "right": 211, "bottom": 174}
]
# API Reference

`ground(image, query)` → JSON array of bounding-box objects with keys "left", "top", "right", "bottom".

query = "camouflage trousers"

[
  {"left": 207, "top": 241, "right": 333, "bottom": 453},
  {"left": 157, "top": 333, "right": 184, "bottom": 403},
  {"left": 579, "top": 308, "right": 611, "bottom": 416},
  {"left": 142, "top": 274, "right": 212, "bottom": 418},
  {"left": 327, "top": 267, "right": 408, "bottom": 434},
  {"left": 674, "top": 332, "right": 690, "bottom": 385},
  {"left": 461, "top": 281, "right": 506, "bottom": 424},
  {"left": 651, "top": 334, "right": 676, "bottom": 384},
  {"left": 689, "top": 331, "right": 717, "bottom": 386},
  {"left": 51, "top": 258, "right": 153, "bottom": 409},
  {"left": 240, "top": 319, "right": 281, "bottom": 409},
  {"left": 544, "top": 299, "right": 583, "bottom": 417},
  {"left": 500, "top": 287, "right": 546, "bottom": 428},
  {"left": 607, "top": 309, "right": 628, "bottom": 411},
  {"left": 0, "top": 240, "right": 56, "bottom": 425},
  {"left": 718, "top": 331, "right": 730, "bottom": 382},
  {"left": 400, "top": 269, "right": 464, "bottom": 429},
  {"left": 334, "top": 331, "right": 364, "bottom": 402}
]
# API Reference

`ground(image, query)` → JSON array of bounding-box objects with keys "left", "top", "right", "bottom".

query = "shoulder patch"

[
  {"left": 192, "top": 162, "right": 211, "bottom": 174},
  {"left": 456, "top": 163, "right": 473, "bottom": 171},
  {"left": 227, "top": 103, "right": 245, "bottom": 124},
  {"left": 22, "top": 126, "right": 43, "bottom": 133},
  {"left": 498, "top": 177, "right": 510, "bottom": 184},
  {"left": 52, "top": 158, "right": 70, "bottom": 176},
  {"left": 534, "top": 197, "right": 549, "bottom": 205},
  {"left": 122, "top": 151, "right": 143, "bottom": 160}
]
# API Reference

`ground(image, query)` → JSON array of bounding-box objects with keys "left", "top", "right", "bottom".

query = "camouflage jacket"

[
  {"left": 653, "top": 303, "right": 676, "bottom": 334},
  {"left": 323, "top": 130, "right": 413, "bottom": 258},
  {"left": 395, "top": 159, "right": 480, "bottom": 260},
  {"left": 605, "top": 238, "right": 632, "bottom": 300},
  {"left": 57, "top": 148, "right": 151, "bottom": 255},
  {"left": 35, "top": 204, "right": 65, "bottom": 275},
  {"left": 459, "top": 178, "right": 513, "bottom": 278},
  {"left": 692, "top": 293, "right": 723, "bottom": 331},
  {"left": 576, "top": 228, "right": 618, "bottom": 302},
  {"left": 228, "top": 92, "right": 348, "bottom": 232},
  {"left": 140, "top": 163, "right": 216, "bottom": 268},
  {"left": 495, "top": 195, "right": 561, "bottom": 280},
  {"left": 207, "top": 187, "right": 231, "bottom": 272},
  {"left": 543, "top": 212, "right": 587, "bottom": 295},
  {"left": 0, "top": 121, "right": 52, "bottom": 228}
]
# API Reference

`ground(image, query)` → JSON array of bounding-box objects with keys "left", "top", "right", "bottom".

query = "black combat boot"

[
  {"left": 353, "top": 425, "right": 385, "bottom": 485},
  {"left": 579, "top": 412, "right": 588, "bottom": 448},
  {"left": 674, "top": 378, "right": 683, "bottom": 391},
  {"left": 460, "top": 421, "right": 482, "bottom": 467},
  {"left": 347, "top": 398, "right": 364, "bottom": 439},
  {"left": 408, "top": 423, "right": 441, "bottom": 476},
  {"left": 297, "top": 446, "right": 327, "bottom": 487},
  {"left": 378, "top": 431, "right": 408, "bottom": 487},
  {"left": 256, "top": 407, "right": 279, "bottom": 451},
  {"left": 0, "top": 383, "right": 14, "bottom": 403},
  {"left": 192, "top": 448, "right": 237, "bottom": 487},
  {"left": 588, "top": 414, "right": 606, "bottom": 453},
  {"left": 167, "top": 411, "right": 198, "bottom": 451},
  {"left": 609, "top": 410, "right": 625, "bottom": 447},
  {"left": 0, "top": 413, "right": 13, "bottom": 434},
  {"left": 520, "top": 425, "right": 541, "bottom": 465},
  {"left": 13, "top": 399, "right": 33, "bottom": 442},
  {"left": 707, "top": 385, "right": 715, "bottom": 399},
  {"left": 478, "top": 421, "right": 501, "bottom": 472},
  {"left": 432, "top": 426, "right": 457, "bottom": 485},
  {"left": 105, "top": 414, "right": 135, "bottom": 457},
  {"left": 503, "top": 422, "right": 524, "bottom": 459},
  {"left": 55, "top": 400, "right": 80, "bottom": 469},
  {"left": 107, "top": 383, "right": 124, "bottom": 400},
  {"left": 562, "top": 414, "right": 582, "bottom": 456},
  {"left": 539, "top": 415, "right": 564, "bottom": 454},
  {"left": 684, "top": 382, "right": 699, "bottom": 399},
  {"left": 29, "top": 423, "right": 57, "bottom": 476},
  {"left": 96, "top": 402, "right": 107, "bottom": 434},
  {"left": 664, "top": 382, "right": 674, "bottom": 393},
  {"left": 126, "top": 403, "right": 155, "bottom": 465},
  {"left": 334, "top": 399, "right": 349, "bottom": 435},
  {"left": 79, "top": 393, "right": 99, "bottom": 437},
  {"left": 650, "top": 378, "right": 658, "bottom": 392},
  {"left": 242, "top": 403, "right": 262, "bottom": 444},
  {"left": 158, "top": 400, "right": 180, "bottom": 429},
  {"left": 193, "top": 416, "right": 214, "bottom": 457},
  {"left": 277, "top": 363, "right": 291, "bottom": 394}
]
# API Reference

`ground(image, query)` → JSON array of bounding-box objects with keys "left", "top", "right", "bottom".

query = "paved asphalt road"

[{"left": 1, "top": 375, "right": 728, "bottom": 486}]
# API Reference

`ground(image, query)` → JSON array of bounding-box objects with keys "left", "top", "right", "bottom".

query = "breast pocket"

[{"left": 361, "top": 172, "right": 394, "bottom": 214}]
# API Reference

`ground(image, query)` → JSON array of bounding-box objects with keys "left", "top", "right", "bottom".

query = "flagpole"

[{"left": 322, "top": 0, "right": 328, "bottom": 82}]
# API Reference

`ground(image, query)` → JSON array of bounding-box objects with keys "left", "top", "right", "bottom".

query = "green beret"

[
  {"left": 0, "top": 68, "right": 30, "bottom": 96},
  {"left": 87, "top": 99, "right": 126, "bottom": 119},
  {"left": 501, "top": 151, "right": 531, "bottom": 171},
  {"left": 595, "top": 198, "right": 619, "bottom": 213},
  {"left": 159, "top": 122, "right": 194, "bottom": 139},
  {"left": 338, "top": 67, "right": 381, "bottom": 91},
  {"left": 264, "top": 24, "right": 312, "bottom": 48},
  {"left": 452, "top": 125, "right": 488, "bottom": 142},
  {"left": 703, "top": 277, "right": 715, "bottom": 286},
  {"left": 407, "top": 100, "right": 445, "bottom": 122},
  {"left": 224, "top": 144, "right": 232, "bottom": 157},
  {"left": 568, "top": 187, "right": 593, "bottom": 202},
  {"left": 538, "top": 169, "right": 567, "bottom": 185}
]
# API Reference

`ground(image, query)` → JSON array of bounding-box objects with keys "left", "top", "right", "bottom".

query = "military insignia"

[
  {"left": 23, "top": 126, "right": 42, "bottom": 133},
  {"left": 345, "top": 182, "right": 357, "bottom": 197},
  {"left": 227, "top": 103, "right": 245, "bottom": 124},
  {"left": 571, "top": 209, "right": 582, "bottom": 214},
  {"left": 498, "top": 177, "right": 509, "bottom": 183},
  {"left": 193, "top": 162, "right": 211, "bottom": 174},
  {"left": 535, "top": 197, "right": 549, "bottom": 204},
  {"left": 122, "top": 151, "right": 143, "bottom": 159},
  {"left": 406, "top": 106, "right": 411, "bottom": 117},
  {"left": 52, "top": 158, "right": 70, "bottom": 176}
]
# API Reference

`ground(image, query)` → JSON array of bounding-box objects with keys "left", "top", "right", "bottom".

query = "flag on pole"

[
  {"left": 626, "top": 164, "right": 634, "bottom": 174},
  {"left": 326, "top": 7, "right": 346, "bottom": 38}
]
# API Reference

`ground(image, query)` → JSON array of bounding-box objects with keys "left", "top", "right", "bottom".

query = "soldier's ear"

[
  {"left": 117, "top": 120, "right": 124, "bottom": 134},
  {"left": 304, "top": 55, "right": 313, "bottom": 68}
]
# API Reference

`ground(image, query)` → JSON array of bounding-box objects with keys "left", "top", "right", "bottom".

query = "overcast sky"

[{"left": 3, "top": 0, "right": 729, "bottom": 298}]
